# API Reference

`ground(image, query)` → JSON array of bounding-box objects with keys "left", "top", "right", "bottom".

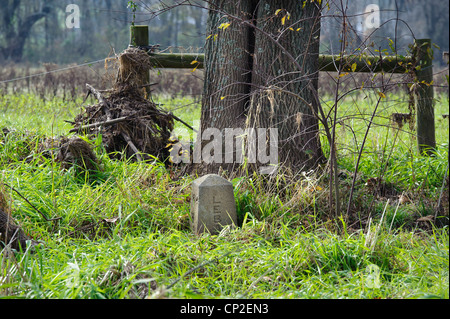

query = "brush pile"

[{"left": 70, "top": 47, "right": 174, "bottom": 162}]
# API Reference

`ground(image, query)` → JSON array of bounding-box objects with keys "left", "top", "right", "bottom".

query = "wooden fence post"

[
  {"left": 130, "top": 25, "right": 148, "bottom": 47},
  {"left": 130, "top": 25, "right": 150, "bottom": 96},
  {"left": 414, "top": 39, "right": 436, "bottom": 155}
]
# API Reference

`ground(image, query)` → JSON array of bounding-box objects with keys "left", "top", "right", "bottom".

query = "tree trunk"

[
  {"left": 247, "top": 0, "right": 324, "bottom": 171},
  {"left": 198, "top": 0, "right": 257, "bottom": 173},
  {"left": 198, "top": 0, "right": 324, "bottom": 174},
  {"left": 10, "top": 13, "right": 47, "bottom": 62}
]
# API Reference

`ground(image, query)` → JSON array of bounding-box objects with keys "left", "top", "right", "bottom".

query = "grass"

[
  {"left": 0, "top": 91, "right": 448, "bottom": 299},
  {"left": 2, "top": 217, "right": 448, "bottom": 299}
]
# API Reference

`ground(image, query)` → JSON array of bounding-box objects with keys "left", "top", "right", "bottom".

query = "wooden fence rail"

[{"left": 130, "top": 25, "right": 435, "bottom": 154}]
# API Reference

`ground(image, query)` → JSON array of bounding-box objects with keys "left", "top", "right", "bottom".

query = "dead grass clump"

[
  {"left": 116, "top": 48, "right": 153, "bottom": 90},
  {"left": 56, "top": 137, "right": 100, "bottom": 171}
]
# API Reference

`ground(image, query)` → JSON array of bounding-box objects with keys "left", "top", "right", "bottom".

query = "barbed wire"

[{"left": 0, "top": 59, "right": 106, "bottom": 85}]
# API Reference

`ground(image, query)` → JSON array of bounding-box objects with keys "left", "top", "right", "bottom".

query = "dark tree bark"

[
  {"left": 198, "top": 0, "right": 258, "bottom": 173},
  {"left": 198, "top": 0, "right": 324, "bottom": 174},
  {"left": 247, "top": 0, "right": 325, "bottom": 171}
]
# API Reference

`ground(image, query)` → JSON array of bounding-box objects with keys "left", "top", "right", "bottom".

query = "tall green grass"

[
  {"left": 0, "top": 92, "right": 448, "bottom": 299},
  {"left": 1, "top": 217, "right": 448, "bottom": 298}
]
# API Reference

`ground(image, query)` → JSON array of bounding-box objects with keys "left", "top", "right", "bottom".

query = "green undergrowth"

[
  {"left": 1, "top": 215, "right": 448, "bottom": 299},
  {"left": 0, "top": 92, "right": 448, "bottom": 299}
]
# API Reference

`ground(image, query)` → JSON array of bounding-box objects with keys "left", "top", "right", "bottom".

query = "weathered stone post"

[{"left": 191, "top": 174, "right": 237, "bottom": 235}]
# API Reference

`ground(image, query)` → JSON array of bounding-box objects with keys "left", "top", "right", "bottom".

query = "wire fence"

[{"left": 0, "top": 59, "right": 106, "bottom": 85}]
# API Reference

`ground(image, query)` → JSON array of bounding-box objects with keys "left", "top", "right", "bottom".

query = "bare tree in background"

[{"left": 0, "top": 0, "right": 52, "bottom": 62}]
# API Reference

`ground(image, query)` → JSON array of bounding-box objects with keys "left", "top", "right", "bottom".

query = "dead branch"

[
  {"left": 121, "top": 131, "right": 143, "bottom": 162},
  {"left": 86, "top": 83, "right": 112, "bottom": 120}
]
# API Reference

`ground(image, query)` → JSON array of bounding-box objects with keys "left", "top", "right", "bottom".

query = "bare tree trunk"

[
  {"left": 198, "top": 0, "right": 257, "bottom": 174},
  {"left": 198, "top": 0, "right": 324, "bottom": 175}
]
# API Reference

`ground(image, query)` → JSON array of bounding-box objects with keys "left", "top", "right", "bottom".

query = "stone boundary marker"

[{"left": 191, "top": 174, "right": 237, "bottom": 235}]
